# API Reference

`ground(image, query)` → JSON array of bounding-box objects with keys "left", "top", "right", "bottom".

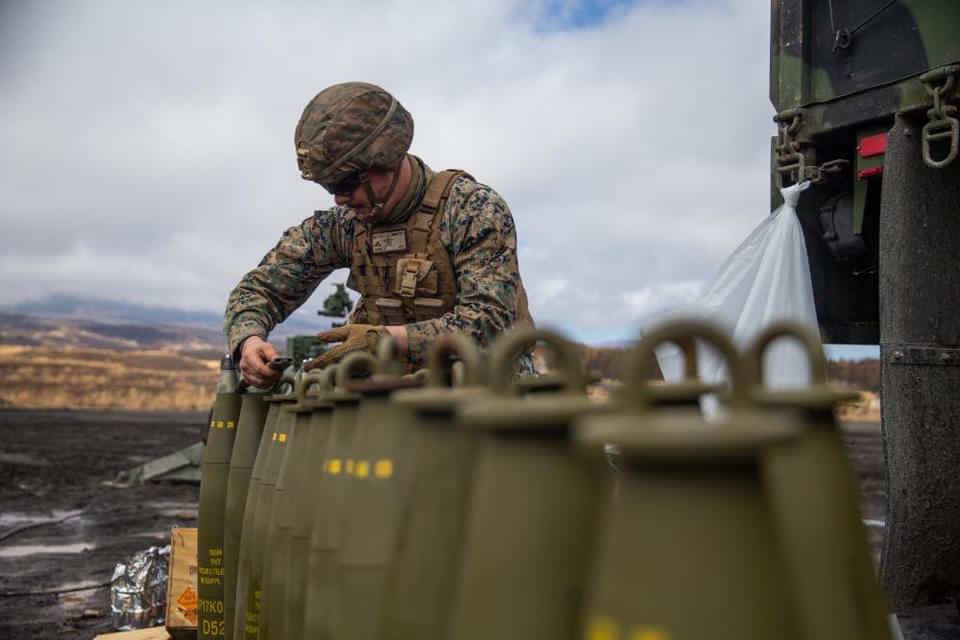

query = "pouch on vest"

[
  {"left": 413, "top": 297, "right": 445, "bottom": 322},
  {"left": 394, "top": 257, "right": 436, "bottom": 298},
  {"left": 375, "top": 297, "right": 407, "bottom": 325}
]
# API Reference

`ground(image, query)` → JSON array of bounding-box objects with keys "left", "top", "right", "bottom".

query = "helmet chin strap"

[{"left": 360, "top": 163, "right": 403, "bottom": 223}]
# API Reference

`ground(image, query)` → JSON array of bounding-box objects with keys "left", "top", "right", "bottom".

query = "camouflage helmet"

[{"left": 294, "top": 82, "right": 414, "bottom": 187}]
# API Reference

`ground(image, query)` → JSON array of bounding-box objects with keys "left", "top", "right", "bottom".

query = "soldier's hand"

[
  {"left": 307, "top": 324, "right": 387, "bottom": 370},
  {"left": 239, "top": 336, "right": 282, "bottom": 387}
]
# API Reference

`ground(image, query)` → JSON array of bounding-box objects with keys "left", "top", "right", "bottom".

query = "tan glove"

[{"left": 306, "top": 324, "right": 388, "bottom": 370}]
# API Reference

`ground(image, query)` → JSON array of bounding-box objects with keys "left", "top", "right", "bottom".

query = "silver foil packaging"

[{"left": 110, "top": 544, "right": 170, "bottom": 630}]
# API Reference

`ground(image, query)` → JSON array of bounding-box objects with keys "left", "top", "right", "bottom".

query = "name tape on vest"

[{"left": 371, "top": 229, "right": 408, "bottom": 254}]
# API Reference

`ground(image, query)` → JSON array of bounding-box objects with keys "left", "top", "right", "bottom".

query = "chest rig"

[{"left": 349, "top": 170, "right": 466, "bottom": 325}]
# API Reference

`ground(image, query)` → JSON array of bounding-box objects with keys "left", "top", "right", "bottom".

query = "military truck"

[{"left": 770, "top": 0, "right": 960, "bottom": 614}]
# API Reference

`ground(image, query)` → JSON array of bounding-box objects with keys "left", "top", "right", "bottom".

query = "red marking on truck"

[{"left": 858, "top": 133, "right": 887, "bottom": 158}]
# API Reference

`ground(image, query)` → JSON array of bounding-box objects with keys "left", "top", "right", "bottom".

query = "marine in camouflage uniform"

[{"left": 224, "top": 82, "right": 532, "bottom": 379}]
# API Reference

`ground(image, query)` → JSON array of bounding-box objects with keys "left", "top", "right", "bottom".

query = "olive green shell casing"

[
  {"left": 259, "top": 374, "right": 320, "bottom": 640},
  {"left": 260, "top": 373, "right": 327, "bottom": 640},
  {"left": 304, "top": 353, "right": 375, "bottom": 640},
  {"left": 333, "top": 342, "right": 425, "bottom": 640},
  {"left": 231, "top": 397, "right": 281, "bottom": 640},
  {"left": 223, "top": 392, "right": 269, "bottom": 640},
  {"left": 578, "top": 411, "right": 803, "bottom": 640},
  {"left": 378, "top": 334, "right": 488, "bottom": 640},
  {"left": 262, "top": 392, "right": 326, "bottom": 639},
  {"left": 283, "top": 368, "right": 339, "bottom": 640},
  {"left": 239, "top": 381, "right": 297, "bottom": 640},
  {"left": 198, "top": 366, "right": 243, "bottom": 640},
  {"left": 745, "top": 323, "right": 892, "bottom": 640},
  {"left": 576, "top": 321, "right": 805, "bottom": 640},
  {"left": 448, "top": 327, "right": 606, "bottom": 640}
]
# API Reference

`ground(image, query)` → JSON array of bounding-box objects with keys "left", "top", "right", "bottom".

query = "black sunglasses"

[{"left": 323, "top": 171, "right": 365, "bottom": 196}]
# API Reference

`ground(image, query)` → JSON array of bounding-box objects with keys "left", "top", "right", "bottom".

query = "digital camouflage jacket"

[{"left": 224, "top": 162, "right": 529, "bottom": 368}]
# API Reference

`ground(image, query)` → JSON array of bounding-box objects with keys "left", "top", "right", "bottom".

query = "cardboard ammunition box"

[
  {"left": 165, "top": 527, "right": 198, "bottom": 638},
  {"left": 93, "top": 628, "right": 172, "bottom": 640}
]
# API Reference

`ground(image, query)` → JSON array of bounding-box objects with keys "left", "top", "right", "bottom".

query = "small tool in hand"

[{"left": 268, "top": 356, "right": 293, "bottom": 371}]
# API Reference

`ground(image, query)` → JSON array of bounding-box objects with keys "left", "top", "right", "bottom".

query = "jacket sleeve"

[
  {"left": 223, "top": 209, "right": 353, "bottom": 355},
  {"left": 405, "top": 180, "right": 524, "bottom": 367}
]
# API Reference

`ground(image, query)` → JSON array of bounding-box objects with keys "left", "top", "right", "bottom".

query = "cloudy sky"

[{"left": 1, "top": 0, "right": 779, "bottom": 345}]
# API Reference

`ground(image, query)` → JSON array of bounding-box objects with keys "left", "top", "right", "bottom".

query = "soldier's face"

[{"left": 334, "top": 166, "right": 402, "bottom": 220}]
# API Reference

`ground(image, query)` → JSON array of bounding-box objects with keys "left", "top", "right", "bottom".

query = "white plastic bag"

[{"left": 656, "top": 182, "right": 819, "bottom": 405}]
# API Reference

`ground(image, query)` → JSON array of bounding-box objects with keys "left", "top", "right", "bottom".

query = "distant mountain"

[
  {"left": 0, "top": 310, "right": 224, "bottom": 355},
  {"left": 6, "top": 293, "right": 324, "bottom": 334},
  {"left": 10, "top": 293, "right": 227, "bottom": 328}
]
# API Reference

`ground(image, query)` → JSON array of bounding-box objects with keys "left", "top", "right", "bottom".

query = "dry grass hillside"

[
  {"left": 0, "top": 345, "right": 218, "bottom": 411},
  {"left": 0, "top": 310, "right": 882, "bottom": 416},
  {"left": 0, "top": 312, "right": 222, "bottom": 411},
  {"left": 577, "top": 344, "right": 881, "bottom": 421}
]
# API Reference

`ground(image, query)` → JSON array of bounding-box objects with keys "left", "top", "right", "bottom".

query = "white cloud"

[
  {"left": 623, "top": 280, "right": 704, "bottom": 319},
  {"left": 532, "top": 277, "right": 570, "bottom": 306},
  {"left": 0, "top": 242, "right": 231, "bottom": 310},
  {"left": 0, "top": 0, "right": 774, "bottom": 343}
]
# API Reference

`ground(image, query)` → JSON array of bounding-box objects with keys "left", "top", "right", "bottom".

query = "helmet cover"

[{"left": 295, "top": 82, "right": 414, "bottom": 186}]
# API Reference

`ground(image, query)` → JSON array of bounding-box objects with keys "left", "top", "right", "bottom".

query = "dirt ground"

[
  {"left": 0, "top": 410, "right": 956, "bottom": 639},
  {"left": 0, "top": 409, "right": 203, "bottom": 639}
]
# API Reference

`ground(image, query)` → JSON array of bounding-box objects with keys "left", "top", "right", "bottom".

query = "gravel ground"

[{"left": 0, "top": 410, "right": 956, "bottom": 639}]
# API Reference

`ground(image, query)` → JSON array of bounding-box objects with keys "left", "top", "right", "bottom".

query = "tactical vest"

[{"left": 349, "top": 169, "right": 532, "bottom": 327}]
